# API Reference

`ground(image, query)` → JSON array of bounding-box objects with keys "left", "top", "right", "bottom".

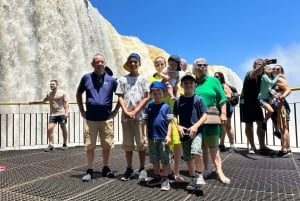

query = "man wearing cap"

[{"left": 116, "top": 53, "right": 150, "bottom": 181}]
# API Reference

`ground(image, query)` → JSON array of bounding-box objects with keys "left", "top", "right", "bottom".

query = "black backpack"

[{"left": 228, "top": 85, "right": 239, "bottom": 106}]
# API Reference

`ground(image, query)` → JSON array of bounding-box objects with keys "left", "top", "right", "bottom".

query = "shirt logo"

[{"left": 179, "top": 103, "right": 186, "bottom": 107}]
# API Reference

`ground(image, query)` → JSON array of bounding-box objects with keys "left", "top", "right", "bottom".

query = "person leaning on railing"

[{"left": 29, "top": 79, "right": 69, "bottom": 152}]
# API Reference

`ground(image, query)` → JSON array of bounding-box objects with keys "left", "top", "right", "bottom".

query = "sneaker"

[
  {"left": 186, "top": 177, "right": 197, "bottom": 191},
  {"left": 102, "top": 166, "right": 115, "bottom": 178},
  {"left": 229, "top": 144, "right": 236, "bottom": 153},
  {"left": 82, "top": 169, "right": 93, "bottom": 182},
  {"left": 61, "top": 144, "right": 68, "bottom": 150},
  {"left": 138, "top": 168, "right": 148, "bottom": 181},
  {"left": 274, "top": 130, "right": 281, "bottom": 139},
  {"left": 44, "top": 145, "right": 54, "bottom": 152},
  {"left": 161, "top": 178, "right": 170, "bottom": 191},
  {"left": 121, "top": 167, "right": 134, "bottom": 181},
  {"left": 147, "top": 175, "right": 162, "bottom": 187},
  {"left": 195, "top": 173, "right": 206, "bottom": 185},
  {"left": 248, "top": 148, "right": 255, "bottom": 154},
  {"left": 277, "top": 150, "right": 292, "bottom": 158},
  {"left": 218, "top": 144, "right": 226, "bottom": 152},
  {"left": 203, "top": 169, "right": 213, "bottom": 179}
]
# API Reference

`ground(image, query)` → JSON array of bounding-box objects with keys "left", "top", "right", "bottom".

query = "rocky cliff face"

[{"left": 0, "top": 0, "right": 242, "bottom": 102}]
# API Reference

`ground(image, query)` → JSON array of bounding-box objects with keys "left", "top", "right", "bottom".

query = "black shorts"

[
  {"left": 49, "top": 115, "right": 67, "bottom": 124},
  {"left": 240, "top": 103, "right": 263, "bottom": 123}
]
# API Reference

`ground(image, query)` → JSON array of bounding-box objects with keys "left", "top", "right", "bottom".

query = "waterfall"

[{"left": 0, "top": 0, "right": 242, "bottom": 103}]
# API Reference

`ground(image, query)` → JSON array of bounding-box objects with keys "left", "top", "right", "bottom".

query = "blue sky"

[{"left": 90, "top": 0, "right": 300, "bottom": 96}]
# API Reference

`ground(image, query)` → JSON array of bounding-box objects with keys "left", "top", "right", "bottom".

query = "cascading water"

[{"left": 0, "top": 0, "right": 242, "bottom": 103}]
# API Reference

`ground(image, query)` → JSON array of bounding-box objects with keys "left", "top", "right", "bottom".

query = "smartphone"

[{"left": 267, "top": 59, "right": 277, "bottom": 64}]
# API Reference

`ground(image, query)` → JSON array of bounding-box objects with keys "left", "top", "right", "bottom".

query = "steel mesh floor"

[{"left": 1, "top": 146, "right": 300, "bottom": 201}]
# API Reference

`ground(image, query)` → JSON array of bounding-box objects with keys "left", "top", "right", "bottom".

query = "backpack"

[{"left": 228, "top": 85, "right": 239, "bottom": 106}]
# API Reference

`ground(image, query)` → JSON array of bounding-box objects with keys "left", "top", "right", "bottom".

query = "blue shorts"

[
  {"left": 181, "top": 135, "right": 203, "bottom": 162},
  {"left": 148, "top": 139, "right": 171, "bottom": 165},
  {"left": 259, "top": 99, "right": 271, "bottom": 107},
  {"left": 49, "top": 115, "right": 67, "bottom": 124}
]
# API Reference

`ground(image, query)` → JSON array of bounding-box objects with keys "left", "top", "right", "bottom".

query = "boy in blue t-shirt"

[
  {"left": 142, "top": 81, "right": 173, "bottom": 191},
  {"left": 173, "top": 72, "right": 207, "bottom": 191}
]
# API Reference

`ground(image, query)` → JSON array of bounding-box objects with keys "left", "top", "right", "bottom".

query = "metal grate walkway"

[{"left": 1, "top": 146, "right": 300, "bottom": 201}]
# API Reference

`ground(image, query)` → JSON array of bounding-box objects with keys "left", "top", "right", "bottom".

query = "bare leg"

[
  {"left": 47, "top": 123, "right": 56, "bottom": 145},
  {"left": 173, "top": 144, "right": 182, "bottom": 179},
  {"left": 245, "top": 123, "right": 255, "bottom": 149},
  {"left": 60, "top": 123, "right": 68, "bottom": 145},
  {"left": 138, "top": 150, "right": 146, "bottom": 168},
  {"left": 86, "top": 149, "right": 94, "bottom": 169},
  {"left": 125, "top": 151, "right": 133, "bottom": 167},
  {"left": 102, "top": 148, "right": 110, "bottom": 167},
  {"left": 209, "top": 147, "right": 230, "bottom": 184},
  {"left": 224, "top": 118, "right": 235, "bottom": 145},
  {"left": 256, "top": 121, "right": 266, "bottom": 149}
]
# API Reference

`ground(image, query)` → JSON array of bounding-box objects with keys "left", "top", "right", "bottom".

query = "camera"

[{"left": 266, "top": 59, "right": 277, "bottom": 64}]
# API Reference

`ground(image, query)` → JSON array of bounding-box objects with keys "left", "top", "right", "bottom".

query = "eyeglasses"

[
  {"left": 196, "top": 64, "right": 208, "bottom": 68},
  {"left": 273, "top": 68, "right": 281, "bottom": 71}
]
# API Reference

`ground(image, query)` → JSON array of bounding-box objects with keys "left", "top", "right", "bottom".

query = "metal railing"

[{"left": 0, "top": 102, "right": 299, "bottom": 151}]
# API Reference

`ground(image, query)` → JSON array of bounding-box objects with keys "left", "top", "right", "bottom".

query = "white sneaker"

[
  {"left": 248, "top": 148, "right": 255, "bottom": 154},
  {"left": 82, "top": 173, "right": 92, "bottom": 182},
  {"left": 195, "top": 173, "right": 206, "bottom": 185},
  {"left": 229, "top": 144, "right": 236, "bottom": 153},
  {"left": 186, "top": 177, "right": 197, "bottom": 191},
  {"left": 138, "top": 169, "right": 148, "bottom": 181},
  {"left": 161, "top": 178, "right": 170, "bottom": 191}
]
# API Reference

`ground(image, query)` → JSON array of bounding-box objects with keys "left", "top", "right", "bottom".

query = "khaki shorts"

[
  {"left": 84, "top": 119, "right": 114, "bottom": 150},
  {"left": 122, "top": 119, "right": 146, "bottom": 151}
]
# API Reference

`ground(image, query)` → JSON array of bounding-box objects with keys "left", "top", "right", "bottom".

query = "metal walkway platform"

[{"left": 1, "top": 146, "right": 300, "bottom": 201}]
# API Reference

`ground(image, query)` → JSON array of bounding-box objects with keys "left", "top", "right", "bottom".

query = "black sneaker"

[
  {"left": 273, "top": 130, "right": 281, "bottom": 139},
  {"left": 146, "top": 175, "right": 162, "bottom": 187},
  {"left": 277, "top": 150, "right": 292, "bottom": 158},
  {"left": 218, "top": 144, "right": 226, "bottom": 152},
  {"left": 44, "top": 145, "right": 54, "bottom": 152},
  {"left": 61, "top": 144, "right": 68, "bottom": 150},
  {"left": 121, "top": 167, "right": 134, "bottom": 181},
  {"left": 82, "top": 169, "right": 93, "bottom": 182},
  {"left": 102, "top": 166, "right": 115, "bottom": 178}
]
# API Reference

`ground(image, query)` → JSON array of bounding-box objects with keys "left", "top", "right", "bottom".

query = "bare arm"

[
  {"left": 223, "top": 84, "right": 232, "bottom": 100},
  {"left": 277, "top": 77, "right": 292, "bottom": 99},
  {"left": 29, "top": 96, "right": 48, "bottom": 104},
  {"left": 249, "top": 62, "right": 266, "bottom": 79},
  {"left": 76, "top": 91, "right": 86, "bottom": 118},
  {"left": 64, "top": 101, "right": 69, "bottom": 118}
]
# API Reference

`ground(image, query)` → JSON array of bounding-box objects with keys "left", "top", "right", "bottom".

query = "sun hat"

[{"left": 123, "top": 53, "right": 141, "bottom": 72}]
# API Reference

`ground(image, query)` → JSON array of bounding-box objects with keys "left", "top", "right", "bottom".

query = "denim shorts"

[
  {"left": 148, "top": 139, "right": 171, "bottom": 165},
  {"left": 181, "top": 135, "right": 203, "bottom": 162}
]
